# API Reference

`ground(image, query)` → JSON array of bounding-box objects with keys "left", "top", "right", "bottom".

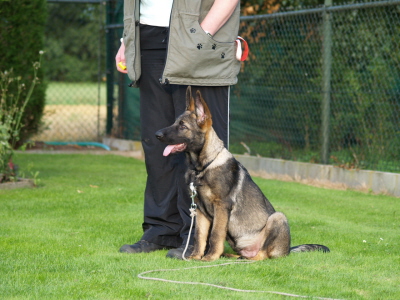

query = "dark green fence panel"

[
  {"left": 231, "top": 0, "right": 400, "bottom": 173},
  {"left": 105, "top": 0, "right": 140, "bottom": 140}
]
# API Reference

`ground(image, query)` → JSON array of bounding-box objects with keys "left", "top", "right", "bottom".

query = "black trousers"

[{"left": 138, "top": 32, "right": 229, "bottom": 248}]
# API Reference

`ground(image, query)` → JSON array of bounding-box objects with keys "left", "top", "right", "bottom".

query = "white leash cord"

[
  {"left": 181, "top": 182, "right": 197, "bottom": 261},
  {"left": 181, "top": 210, "right": 195, "bottom": 261},
  {"left": 137, "top": 262, "right": 342, "bottom": 299}
]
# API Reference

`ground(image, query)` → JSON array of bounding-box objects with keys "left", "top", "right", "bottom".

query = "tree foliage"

[
  {"left": 45, "top": 3, "right": 104, "bottom": 82},
  {"left": 240, "top": 0, "right": 350, "bottom": 15}
]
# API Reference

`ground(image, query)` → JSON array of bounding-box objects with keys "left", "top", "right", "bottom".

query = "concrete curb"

[
  {"left": 102, "top": 138, "right": 400, "bottom": 197},
  {"left": 234, "top": 155, "right": 400, "bottom": 197},
  {"left": 102, "top": 137, "right": 144, "bottom": 160}
]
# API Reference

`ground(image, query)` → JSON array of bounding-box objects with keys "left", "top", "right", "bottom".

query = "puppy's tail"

[{"left": 290, "top": 244, "right": 330, "bottom": 253}]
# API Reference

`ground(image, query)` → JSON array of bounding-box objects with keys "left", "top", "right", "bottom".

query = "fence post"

[
  {"left": 105, "top": 0, "right": 116, "bottom": 136},
  {"left": 321, "top": 0, "right": 333, "bottom": 164}
]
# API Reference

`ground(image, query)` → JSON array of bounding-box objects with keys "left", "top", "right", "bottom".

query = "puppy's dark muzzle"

[{"left": 155, "top": 130, "right": 165, "bottom": 141}]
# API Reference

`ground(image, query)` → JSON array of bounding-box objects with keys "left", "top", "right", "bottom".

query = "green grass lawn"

[{"left": 1, "top": 153, "right": 399, "bottom": 299}]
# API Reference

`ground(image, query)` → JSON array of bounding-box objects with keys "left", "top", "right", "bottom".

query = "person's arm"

[
  {"left": 115, "top": 40, "right": 128, "bottom": 74},
  {"left": 200, "top": 0, "right": 239, "bottom": 36}
]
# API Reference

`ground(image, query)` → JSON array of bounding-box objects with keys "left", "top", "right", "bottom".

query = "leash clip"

[{"left": 189, "top": 182, "right": 197, "bottom": 210}]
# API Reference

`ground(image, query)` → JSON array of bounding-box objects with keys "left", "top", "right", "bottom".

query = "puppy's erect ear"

[
  {"left": 186, "top": 86, "right": 195, "bottom": 112},
  {"left": 195, "top": 90, "right": 212, "bottom": 127}
]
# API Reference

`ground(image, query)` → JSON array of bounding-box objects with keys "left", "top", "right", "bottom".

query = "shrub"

[
  {"left": 0, "top": 0, "right": 47, "bottom": 145},
  {"left": 0, "top": 54, "right": 43, "bottom": 182}
]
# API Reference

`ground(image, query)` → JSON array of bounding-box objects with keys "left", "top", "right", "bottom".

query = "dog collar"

[{"left": 194, "top": 157, "right": 216, "bottom": 175}]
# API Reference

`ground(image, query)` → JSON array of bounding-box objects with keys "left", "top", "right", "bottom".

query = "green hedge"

[{"left": 0, "top": 0, "right": 47, "bottom": 146}]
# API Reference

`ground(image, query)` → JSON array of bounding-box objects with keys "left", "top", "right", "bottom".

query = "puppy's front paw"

[
  {"left": 188, "top": 255, "right": 202, "bottom": 260},
  {"left": 201, "top": 254, "right": 219, "bottom": 262}
]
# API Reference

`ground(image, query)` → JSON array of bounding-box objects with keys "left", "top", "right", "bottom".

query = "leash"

[
  {"left": 181, "top": 182, "right": 197, "bottom": 261},
  {"left": 137, "top": 262, "right": 342, "bottom": 299}
]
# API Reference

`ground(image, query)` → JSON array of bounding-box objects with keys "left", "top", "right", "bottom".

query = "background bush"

[
  {"left": 45, "top": 3, "right": 104, "bottom": 82},
  {"left": 0, "top": 0, "right": 47, "bottom": 146}
]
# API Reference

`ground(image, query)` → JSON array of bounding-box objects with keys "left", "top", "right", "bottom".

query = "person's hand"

[{"left": 115, "top": 42, "right": 128, "bottom": 74}]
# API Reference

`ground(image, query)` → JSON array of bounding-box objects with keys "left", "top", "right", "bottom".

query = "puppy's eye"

[{"left": 179, "top": 121, "right": 187, "bottom": 130}]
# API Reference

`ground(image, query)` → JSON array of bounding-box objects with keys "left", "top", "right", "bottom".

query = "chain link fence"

[
  {"left": 38, "top": 0, "right": 400, "bottom": 173},
  {"left": 231, "top": 0, "right": 400, "bottom": 173},
  {"left": 33, "top": 0, "right": 106, "bottom": 142}
]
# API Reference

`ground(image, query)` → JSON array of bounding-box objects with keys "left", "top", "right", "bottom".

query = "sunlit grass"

[{"left": 0, "top": 153, "right": 399, "bottom": 299}]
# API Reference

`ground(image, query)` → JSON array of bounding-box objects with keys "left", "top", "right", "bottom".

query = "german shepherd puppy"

[{"left": 155, "top": 86, "right": 329, "bottom": 262}]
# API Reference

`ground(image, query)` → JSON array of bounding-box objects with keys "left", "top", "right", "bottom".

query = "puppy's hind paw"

[{"left": 221, "top": 253, "right": 240, "bottom": 259}]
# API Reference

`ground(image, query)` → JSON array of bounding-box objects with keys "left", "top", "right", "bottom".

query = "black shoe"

[
  {"left": 166, "top": 245, "right": 194, "bottom": 260},
  {"left": 119, "top": 240, "right": 167, "bottom": 253}
]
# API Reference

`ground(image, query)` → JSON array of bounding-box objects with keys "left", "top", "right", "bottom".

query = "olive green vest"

[{"left": 123, "top": 0, "right": 241, "bottom": 87}]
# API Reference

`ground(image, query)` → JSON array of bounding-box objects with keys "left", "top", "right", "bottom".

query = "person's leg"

[
  {"left": 140, "top": 49, "right": 187, "bottom": 248},
  {"left": 193, "top": 86, "right": 230, "bottom": 148},
  {"left": 120, "top": 48, "right": 185, "bottom": 253}
]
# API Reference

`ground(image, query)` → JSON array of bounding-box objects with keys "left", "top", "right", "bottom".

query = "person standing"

[{"left": 116, "top": 0, "right": 241, "bottom": 259}]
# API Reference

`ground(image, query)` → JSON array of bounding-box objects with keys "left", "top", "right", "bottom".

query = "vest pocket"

[{"left": 164, "top": 14, "right": 240, "bottom": 80}]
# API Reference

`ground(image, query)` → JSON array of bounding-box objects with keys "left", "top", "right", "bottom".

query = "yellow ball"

[{"left": 118, "top": 62, "right": 127, "bottom": 70}]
